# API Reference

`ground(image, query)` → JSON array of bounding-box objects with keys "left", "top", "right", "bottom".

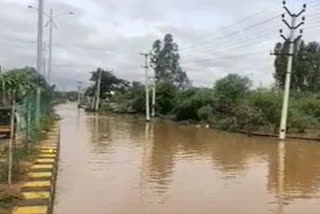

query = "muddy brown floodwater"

[{"left": 53, "top": 104, "right": 320, "bottom": 214}]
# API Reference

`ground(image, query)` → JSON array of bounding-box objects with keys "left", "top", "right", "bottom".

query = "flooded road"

[{"left": 54, "top": 104, "right": 320, "bottom": 214}]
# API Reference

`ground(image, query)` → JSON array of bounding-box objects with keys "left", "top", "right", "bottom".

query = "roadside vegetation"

[
  {"left": 0, "top": 67, "right": 55, "bottom": 212},
  {"left": 84, "top": 34, "right": 320, "bottom": 137}
]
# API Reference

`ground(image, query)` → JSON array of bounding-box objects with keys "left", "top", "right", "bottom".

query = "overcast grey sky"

[{"left": 1, "top": 0, "right": 320, "bottom": 90}]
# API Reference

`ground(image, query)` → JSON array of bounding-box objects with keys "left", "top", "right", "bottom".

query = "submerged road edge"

[{"left": 11, "top": 122, "right": 60, "bottom": 214}]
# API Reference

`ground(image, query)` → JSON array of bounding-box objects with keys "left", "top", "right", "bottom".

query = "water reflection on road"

[{"left": 54, "top": 104, "right": 320, "bottom": 214}]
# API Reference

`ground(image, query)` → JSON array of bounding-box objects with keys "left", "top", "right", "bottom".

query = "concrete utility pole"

[
  {"left": 48, "top": 8, "right": 53, "bottom": 84},
  {"left": 46, "top": 9, "right": 73, "bottom": 85},
  {"left": 37, "top": 0, "right": 44, "bottom": 75},
  {"left": 278, "top": 1, "right": 306, "bottom": 140},
  {"left": 151, "top": 69, "right": 156, "bottom": 117},
  {"left": 42, "top": 41, "right": 46, "bottom": 77},
  {"left": 77, "top": 81, "right": 83, "bottom": 108},
  {"left": 140, "top": 52, "right": 150, "bottom": 122},
  {"left": 95, "top": 70, "right": 102, "bottom": 111}
]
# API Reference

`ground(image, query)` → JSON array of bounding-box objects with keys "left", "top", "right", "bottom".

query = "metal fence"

[{"left": 0, "top": 88, "right": 53, "bottom": 182}]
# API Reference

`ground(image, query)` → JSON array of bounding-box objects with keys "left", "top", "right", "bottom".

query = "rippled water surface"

[{"left": 54, "top": 104, "right": 320, "bottom": 214}]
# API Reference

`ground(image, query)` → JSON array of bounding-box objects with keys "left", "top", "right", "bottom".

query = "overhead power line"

[
  {"left": 178, "top": 2, "right": 281, "bottom": 50},
  {"left": 180, "top": 14, "right": 281, "bottom": 52},
  {"left": 182, "top": 23, "right": 281, "bottom": 59}
]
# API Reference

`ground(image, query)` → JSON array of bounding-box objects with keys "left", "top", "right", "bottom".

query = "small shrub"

[
  {"left": 296, "top": 96, "right": 320, "bottom": 121},
  {"left": 173, "top": 88, "right": 213, "bottom": 121},
  {"left": 249, "top": 89, "right": 282, "bottom": 132},
  {"left": 215, "top": 116, "right": 239, "bottom": 131},
  {"left": 287, "top": 108, "right": 317, "bottom": 133},
  {"left": 234, "top": 103, "right": 265, "bottom": 133},
  {"left": 197, "top": 105, "right": 214, "bottom": 122}
]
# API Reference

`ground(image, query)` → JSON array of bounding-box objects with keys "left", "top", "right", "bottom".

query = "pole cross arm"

[
  {"left": 280, "top": 34, "right": 288, "bottom": 42},
  {"left": 282, "top": 19, "right": 292, "bottom": 29},
  {"left": 270, "top": 50, "right": 295, "bottom": 56},
  {"left": 283, "top": 6, "right": 294, "bottom": 17},
  {"left": 45, "top": 20, "right": 58, "bottom": 28},
  {"left": 294, "top": 35, "right": 302, "bottom": 44},
  {"left": 296, "top": 9, "right": 306, "bottom": 17},
  {"left": 294, "top": 22, "right": 304, "bottom": 29}
]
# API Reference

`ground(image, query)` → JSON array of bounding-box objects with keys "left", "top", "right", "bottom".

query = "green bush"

[
  {"left": 87, "top": 71, "right": 320, "bottom": 135},
  {"left": 296, "top": 95, "right": 320, "bottom": 121},
  {"left": 234, "top": 103, "right": 265, "bottom": 133},
  {"left": 106, "top": 82, "right": 145, "bottom": 114},
  {"left": 214, "top": 116, "right": 238, "bottom": 131},
  {"left": 197, "top": 105, "right": 214, "bottom": 122},
  {"left": 173, "top": 88, "right": 213, "bottom": 121},
  {"left": 213, "top": 74, "right": 251, "bottom": 113},
  {"left": 156, "top": 81, "right": 178, "bottom": 115},
  {"left": 287, "top": 107, "right": 317, "bottom": 133},
  {"left": 248, "top": 89, "right": 282, "bottom": 132}
]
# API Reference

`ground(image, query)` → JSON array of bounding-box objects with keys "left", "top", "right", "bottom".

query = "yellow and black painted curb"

[{"left": 12, "top": 123, "right": 60, "bottom": 214}]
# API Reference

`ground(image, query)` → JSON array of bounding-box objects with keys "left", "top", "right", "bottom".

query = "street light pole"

[
  {"left": 37, "top": 0, "right": 44, "bottom": 75},
  {"left": 30, "top": 5, "right": 73, "bottom": 83}
]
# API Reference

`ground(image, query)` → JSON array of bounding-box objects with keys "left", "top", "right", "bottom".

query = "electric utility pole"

[
  {"left": 95, "top": 69, "right": 102, "bottom": 111},
  {"left": 151, "top": 68, "right": 156, "bottom": 117},
  {"left": 43, "top": 41, "right": 47, "bottom": 77},
  {"left": 48, "top": 8, "right": 53, "bottom": 84},
  {"left": 278, "top": 1, "right": 306, "bottom": 140},
  {"left": 140, "top": 52, "right": 151, "bottom": 122},
  {"left": 77, "top": 81, "right": 83, "bottom": 108},
  {"left": 37, "top": 0, "right": 44, "bottom": 75},
  {"left": 44, "top": 9, "right": 73, "bottom": 85}
]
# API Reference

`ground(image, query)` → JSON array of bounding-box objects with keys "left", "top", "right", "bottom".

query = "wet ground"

[{"left": 54, "top": 104, "right": 320, "bottom": 214}]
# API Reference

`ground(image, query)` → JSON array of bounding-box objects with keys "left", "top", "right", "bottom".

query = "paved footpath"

[{"left": 12, "top": 123, "right": 60, "bottom": 214}]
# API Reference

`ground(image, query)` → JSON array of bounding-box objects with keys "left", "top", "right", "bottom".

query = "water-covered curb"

[{"left": 11, "top": 123, "right": 60, "bottom": 214}]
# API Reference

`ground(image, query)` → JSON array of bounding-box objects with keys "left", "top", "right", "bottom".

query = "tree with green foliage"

[
  {"left": 103, "top": 81, "right": 146, "bottom": 114},
  {"left": 274, "top": 41, "right": 320, "bottom": 93},
  {"left": 0, "top": 67, "right": 50, "bottom": 106},
  {"left": 86, "top": 68, "right": 129, "bottom": 100},
  {"left": 173, "top": 88, "right": 213, "bottom": 121},
  {"left": 213, "top": 74, "right": 251, "bottom": 113},
  {"left": 248, "top": 89, "right": 282, "bottom": 132},
  {"left": 151, "top": 34, "right": 190, "bottom": 88},
  {"left": 0, "top": 67, "right": 53, "bottom": 184},
  {"left": 155, "top": 80, "right": 178, "bottom": 115}
]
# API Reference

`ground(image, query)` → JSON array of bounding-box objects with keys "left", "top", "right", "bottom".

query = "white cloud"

[{"left": 0, "top": 0, "right": 319, "bottom": 90}]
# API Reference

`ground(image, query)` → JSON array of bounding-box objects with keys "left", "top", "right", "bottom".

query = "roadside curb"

[{"left": 11, "top": 123, "right": 60, "bottom": 214}]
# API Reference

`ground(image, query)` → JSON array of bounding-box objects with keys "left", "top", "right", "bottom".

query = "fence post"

[
  {"left": 8, "top": 91, "right": 16, "bottom": 185},
  {"left": 27, "top": 98, "right": 31, "bottom": 146},
  {"left": 35, "top": 88, "right": 41, "bottom": 129}
]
